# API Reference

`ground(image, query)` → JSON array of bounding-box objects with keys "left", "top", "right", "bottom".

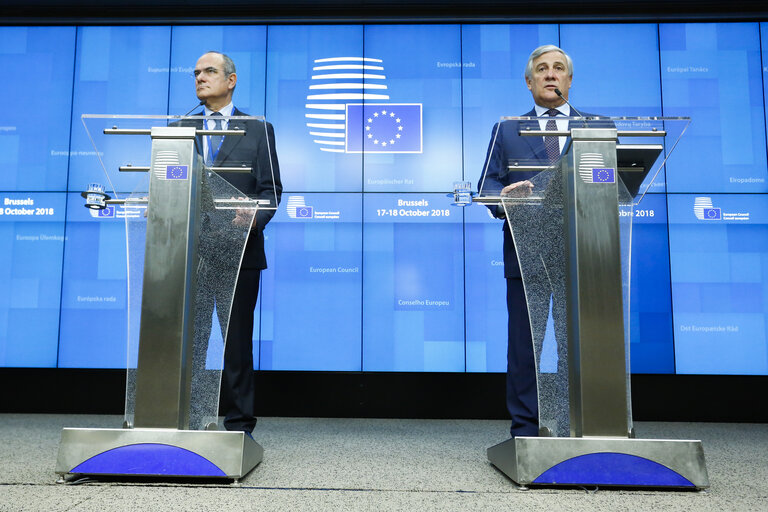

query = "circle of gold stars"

[{"left": 365, "top": 109, "right": 403, "bottom": 147}]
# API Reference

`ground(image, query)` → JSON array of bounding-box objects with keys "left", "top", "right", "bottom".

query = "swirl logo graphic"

[{"left": 287, "top": 196, "right": 313, "bottom": 219}]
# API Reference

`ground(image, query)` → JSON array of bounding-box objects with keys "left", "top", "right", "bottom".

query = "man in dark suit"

[
  {"left": 190, "top": 51, "right": 282, "bottom": 434},
  {"left": 479, "top": 45, "right": 589, "bottom": 438}
]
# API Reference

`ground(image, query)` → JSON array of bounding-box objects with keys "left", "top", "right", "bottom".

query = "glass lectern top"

[
  {"left": 477, "top": 116, "right": 690, "bottom": 204},
  {"left": 81, "top": 114, "right": 280, "bottom": 211}
]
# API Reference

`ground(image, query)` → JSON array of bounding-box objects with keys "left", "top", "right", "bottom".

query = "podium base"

[
  {"left": 487, "top": 436, "right": 708, "bottom": 489},
  {"left": 56, "top": 427, "right": 263, "bottom": 480}
]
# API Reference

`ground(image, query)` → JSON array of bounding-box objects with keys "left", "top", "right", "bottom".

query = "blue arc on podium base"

[
  {"left": 56, "top": 428, "right": 263, "bottom": 480},
  {"left": 487, "top": 436, "right": 709, "bottom": 489}
]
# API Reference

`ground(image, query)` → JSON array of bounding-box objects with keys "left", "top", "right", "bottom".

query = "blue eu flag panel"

[
  {"left": 1, "top": 22, "right": 768, "bottom": 376},
  {"left": 345, "top": 104, "right": 422, "bottom": 153}
]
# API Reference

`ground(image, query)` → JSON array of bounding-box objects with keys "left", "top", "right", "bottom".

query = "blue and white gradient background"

[{"left": 1, "top": 23, "right": 768, "bottom": 376}]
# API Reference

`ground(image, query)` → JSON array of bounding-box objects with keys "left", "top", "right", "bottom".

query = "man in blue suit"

[
  {"left": 188, "top": 51, "right": 282, "bottom": 434},
  {"left": 479, "top": 45, "right": 589, "bottom": 438}
]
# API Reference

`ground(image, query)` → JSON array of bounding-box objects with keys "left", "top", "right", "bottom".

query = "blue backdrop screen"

[{"left": 1, "top": 22, "right": 767, "bottom": 376}]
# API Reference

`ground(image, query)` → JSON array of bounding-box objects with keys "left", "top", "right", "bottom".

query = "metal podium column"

[
  {"left": 562, "top": 128, "right": 629, "bottom": 438},
  {"left": 133, "top": 126, "right": 201, "bottom": 430}
]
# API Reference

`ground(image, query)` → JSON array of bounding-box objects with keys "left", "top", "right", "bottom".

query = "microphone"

[
  {"left": 181, "top": 100, "right": 205, "bottom": 117},
  {"left": 554, "top": 89, "right": 584, "bottom": 118}
]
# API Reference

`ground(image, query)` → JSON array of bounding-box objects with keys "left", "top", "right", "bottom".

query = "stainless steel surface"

[
  {"left": 470, "top": 196, "right": 504, "bottom": 205},
  {"left": 615, "top": 130, "right": 667, "bottom": 137},
  {"left": 470, "top": 195, "right": 546, "bottom": 205},
  {"left": 105, "top": 128, "right": 247, "bottom": 136},
  {"left": 105, "top": 198, "right": 148, "bottom": 206},
  {"left": 209, "top": 166, "right": 253, "bottom": 172},
  {"left": 133, "top": 126, "right": 200, "bottom": 429},
  {"left": 562, "top": 127, "right": 628, "bottom": 437},
  {"left": 104, "top": 128, "right": 153, "bottom": 135},
  {"left": 197, "top": 129, "right": 246, "bottom": 136},
  {"left": 119, "top": 166, "right": 150, "bottom": 172},
  {"left": 506, "top": 165, "right": 550, "bottom": 171},
  {"left": 517, "top": 130, "right": 666, "bottom": 137},
  {"left": 488, "top": 436, "right": 709, "bottom": 489},
  {"left": 519, "top": 130, "right": 573, "bottom": 137},
  {"left": 56, "top": 428, "right": 263, "bottom": 479},
  {"left": 486, "top": 438, "right": 522, "bottom": 483}
]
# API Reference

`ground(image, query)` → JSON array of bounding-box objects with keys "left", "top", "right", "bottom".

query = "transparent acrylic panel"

[
  {"left": 617, "top": 179, "right": 634, "bottom": 432},
  {"left": 477, "top": 116, "right": 688, "bottom": 437},
  {"left": 189, "top": 174, "right": 260, "bottom": 429},
  {"left": 81, "top": 114, "right": 278, "bottom": 430},
  {"left": 500, "top": 166, "right": 568, "bottom": 436},
  {"left": 124, "top": 181, "right": 148, "bottom": 428}
]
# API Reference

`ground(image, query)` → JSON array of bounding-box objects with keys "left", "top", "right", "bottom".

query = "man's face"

[
  {"left": 525, "top": 51, "right": 572, "bottom": 109},
  {"left": 194, "top": 53, "right": 236, "bottom": 107}
]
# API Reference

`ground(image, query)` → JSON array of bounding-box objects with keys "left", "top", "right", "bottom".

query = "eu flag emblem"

[
  {"left": 592, "top": 168, "right": 615, "bottom": 183},
  {"left": 296, "top": 206, "right": 314, "bottom": 218},
  {"left": 703, "top": 207, "right": 721, "bottom": 220},
  {"left": 98, "top": 206, "right": 115, "bottom": 218},
  {"left": 345, "top": 103, "right": 422, "bottom": 153},
  {"left": 166, "top": 165, "right": 188, "bottom": 180}
]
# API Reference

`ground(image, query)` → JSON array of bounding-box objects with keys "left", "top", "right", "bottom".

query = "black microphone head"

[{"left": 554, "top": 88, "right": 563, "bottom": 97}]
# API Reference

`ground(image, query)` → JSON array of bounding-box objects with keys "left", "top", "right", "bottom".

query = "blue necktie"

[
  {"left": 208, "top": 111, "right": 224, "bottom": 165},
  {"left": 544, "top": 108, "right": 560, "bottom": 163}
]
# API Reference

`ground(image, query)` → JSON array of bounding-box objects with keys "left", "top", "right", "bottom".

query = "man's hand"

[
  {"left": 232, "top": 208, "right": 255, "bottom": 228},
  {"left": 501, "top": 180, "right": 534, "bottom": 197},
  {"left": 229, "top": 196, "right": 257, "bottom": 228}
]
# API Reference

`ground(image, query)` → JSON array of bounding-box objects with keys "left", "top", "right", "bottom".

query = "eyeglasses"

[{"left": 192, "top": 67, "right": 221, "bottom": 79}]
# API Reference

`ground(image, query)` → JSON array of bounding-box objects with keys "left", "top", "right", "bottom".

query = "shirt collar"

[
  {"left": 203, "top": 102, "right": 234, "bottom": 117},
  {"left": 534, "top": 103, "right": 571, "bottom": 117}
]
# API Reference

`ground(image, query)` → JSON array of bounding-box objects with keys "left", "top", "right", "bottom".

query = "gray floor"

[{"left": 0, "top": 414, "right": 766, "bottom": 511}]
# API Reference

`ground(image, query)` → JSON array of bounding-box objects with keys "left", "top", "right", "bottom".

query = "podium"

[
  {"left": 56, "top": 114, "right": 279, "bottom": 481},
  {"left": 476, "top": 116, "right": 709, "bottom": 489}
]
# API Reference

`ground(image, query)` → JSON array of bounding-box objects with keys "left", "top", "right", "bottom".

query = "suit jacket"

[
  {"left": 478, "top": 108, "right": 601, "bottom": 278},
  {"left": 181, "top": 108, "right": 282, "bottom": 270}
]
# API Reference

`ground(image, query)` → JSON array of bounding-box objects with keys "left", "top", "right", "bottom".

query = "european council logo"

[
  {"left": 287, "top": 196, "right": 313, "bottom": 219},
  {"left": 693, "top": 197, "right": 721, "bottom": 220},
  {"left": 152, "top": 150, "right": 181, "bottom": 180},
  {"left": 89, "top": 204, "right": 143, "bottom": 219},
  {"left": 305, "top": 56, "right": 423, "bottom": 154},
  {"left": 577, "top": 153, "right": 614, "bottom": 183}
]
